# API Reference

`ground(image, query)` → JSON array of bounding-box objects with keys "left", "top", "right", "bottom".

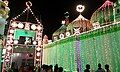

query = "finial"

[
  {"left": 26, "top": 1, "right": 32, "bottom": 9},
  {"left": 76, "top": 5, "right": 85, "bottom": 13}
]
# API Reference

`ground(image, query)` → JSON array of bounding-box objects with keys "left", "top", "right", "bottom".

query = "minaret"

[{"left": 114, "top": 0, "right": 120, "bottom": 21}]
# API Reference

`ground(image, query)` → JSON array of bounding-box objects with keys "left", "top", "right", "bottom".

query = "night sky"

[{"left": 7, "top": 0, "right": 116, "bottom": 40}]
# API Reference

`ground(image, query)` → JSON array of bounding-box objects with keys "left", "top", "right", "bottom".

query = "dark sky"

[{"left": 7, "top": 0, "right": 116, "bottom": 40}]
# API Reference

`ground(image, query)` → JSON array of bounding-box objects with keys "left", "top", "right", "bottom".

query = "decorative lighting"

[
  {"left": 7, "top": 40, "right": 11, "bottom": 44},
  {"left": 9, "top": 29, "right": 14, "bottom": 34},
  {"left": 62, "top": 20, "right": 65, "bottom": 24},
  {"left": 4, "top": 0, "right": 9, "bottom": 6},
  {"left": 59, "top": 33, "right": 65, "bottom": 39},
  {"left": 66, "top": 32, "right": 70, "bottom": 37},
  {"left": 37, "top": 32, "right": 42, "bottom": 35},
  {"left": 36, "top": 47, "right": 41, "bottom": 51},
  {"left": 14, "top": 40, "right": 18, "bottom": 44},
  {"left": 7, "top": 46, "right": 12, "bottom": 51},
  {"left": 36, "top": 52, "right": 41, "bottom": 56},
  {"left": 31, "top": 24, "right": 36, "bottom": 30},
  {"left": 36, "top": 59, "right": 39, "bottom": 61},
  {"left": 33, "top": 41, "right": 37, "bottom": 45},
  {"left": 5, "top": 59, "right": 9, "bottom": 62},
  {"left": 11, "top": 21, "right": 18, "bottom": 28},
  {"left": 25, "top": 22, "right": 30, "bottom": 30},
  {"left": 74, "top": 28, "right": 80, "bottom": 35},
  {"left": 18, "top": 22, "right": 24, "bottom": 28},
  {"left": 8, "top": 34, "right": 13, "bottom": 38},
  {"left": 26, "top": 1, "right": 32, "bottom": 8},
  {"left": 76, "top": 5, "right": 85, "bottom": 13},
  {"left": 37, "top": 25, "right": 42, "bottom": 31}
]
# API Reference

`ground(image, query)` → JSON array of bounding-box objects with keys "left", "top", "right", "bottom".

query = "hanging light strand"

[{"left": 11, "top": 8, "right": 27, "bottom": 21}]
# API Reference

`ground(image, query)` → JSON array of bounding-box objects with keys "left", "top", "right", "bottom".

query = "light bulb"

[
  {"left": 9, "top": 29, "right": 14, "bottom": 34},
  {"left": 33, "top": 41, "right": 37, "bottom": 45},
  {"left": 37, "top": 25, "right": 42, "bottom": 30},
  {"left": 31, "top": 24, "right": 36, "bottom": 30},
  {"left": 7, "top": 46, "right": 12, "bottom": 51},
  {"left": 36, "top": 47, "right": 41, "bottom": 51},
  {"left": 11, "top": 21, "right": 17, "bottom": 28},
  {"left": 18, "top": 22, "right": 24, "bottom": 28},
  {"left": 14, "top": 40, "right": 18, "bottom": 44},
  {"left": 36, "top": 52, "right": 41, "bottom": 56}
]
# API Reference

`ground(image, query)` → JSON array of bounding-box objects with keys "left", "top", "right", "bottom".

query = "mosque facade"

[{"left": 43, "top": 0, "right": 120, "bottom": 71}]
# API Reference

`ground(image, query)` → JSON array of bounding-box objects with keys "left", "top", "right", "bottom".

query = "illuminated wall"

[{"left": 43, "top": 23, "right": 120, "bottom": 72}]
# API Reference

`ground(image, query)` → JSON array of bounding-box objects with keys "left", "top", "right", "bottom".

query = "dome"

[
  {"left": 98, "top": 0, "right": 113, "bottom": 10},
  {"left": 91, "top": 0, "right": 114, "bottom": 25},
  {"left": 67, "top": 14, "right": 93, "bottom": 33}
]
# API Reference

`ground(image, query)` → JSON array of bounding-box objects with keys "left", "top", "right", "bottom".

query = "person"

[
  {"left": 58, "top": 67, "right": 63, "bottom": 72},
  {"left": 84, "top": 64, "right": 90, "bottom": 72},
  {"left": 54, "top": 64, "right": 58, "bottom": 72},
  {"left": 96, "top": 63, "right": 105, "bottom": 72},
  {"left": 105, "top": 64, "right": 111, "bottom": 72}
]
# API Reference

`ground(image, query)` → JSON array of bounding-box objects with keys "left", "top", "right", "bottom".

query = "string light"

[{"left": 18, "top": 22, "right": 24, "bottom": 29}]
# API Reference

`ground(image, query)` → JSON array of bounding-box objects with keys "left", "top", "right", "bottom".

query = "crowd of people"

[
  {"left": 84, "top": 63, "right": 111, "bottom": 72},
  {"left": 8, "top": 64, "right": 63, "bottom": 72},
  {"left": 8, "top": 63, "right": 110, "bottom": 72}
]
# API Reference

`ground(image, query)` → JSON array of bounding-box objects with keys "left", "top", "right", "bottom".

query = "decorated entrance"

[{"left": 2, "top": 1, "right": 43, "bottom": 72}]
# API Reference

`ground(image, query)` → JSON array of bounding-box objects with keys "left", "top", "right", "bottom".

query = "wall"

[{"left": 43, "top": 23, "right": 120, "bottom": 72}]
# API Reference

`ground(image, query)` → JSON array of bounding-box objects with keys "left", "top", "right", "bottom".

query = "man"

[
  {"left": 96, "top": 63, "right": 105, "bottom": 72},
  {"left": 84, "top": 64, "right": 90, "bottom": 72}
]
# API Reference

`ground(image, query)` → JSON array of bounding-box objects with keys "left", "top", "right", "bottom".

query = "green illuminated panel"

[{"left": 14, "top": 29, "right": 36, "bottom": 40}]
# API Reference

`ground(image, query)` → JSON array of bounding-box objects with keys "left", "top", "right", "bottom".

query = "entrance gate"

[{"left": 2, "top": 1, "right": 43, "bottom": 72}]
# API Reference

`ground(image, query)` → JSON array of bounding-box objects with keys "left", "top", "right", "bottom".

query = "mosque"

[
  {"left": 0, "top": 0, "right": 120, "bottom": 72},
  {"left": 42, "top": 0, "right": 120, "bottom": 72}
]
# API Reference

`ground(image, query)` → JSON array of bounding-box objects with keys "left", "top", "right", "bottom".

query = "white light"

[
  {"left": 7, "top": 40, "right": 11, "bottom": 44},
  {"left": 33, "top": 41, "right": 37, "bottom": 45},
  {"left": 38, "top": 32, "right": 42, "bottom": 35},
  {"left": 59, "top": 33, "right": 65, "bottom": 39},
  {"left": 8, "top": 34, "right": 13, "bottom": 38},
  {"left": 36, "top": 52, "right": 41, "bottom": 56},
  {"left": 10, "top": 39, "right": 13, "bottom": 43},
  {"left": 31, "top": 24, "right": 36, "bottom": 30},
  {"left": 66, "top": 32, "right": 70, "bottom": 37},
  {"left": 4, "top": 1, "right": 9, "bottom": 6},
  {"left": 62, "top": 20, "right": 65, "bottom": 24},
  {"left": 36, "top": 47, "right": 41, "bottom": 51},
  {"left": 76, "top": 5, "right": 85, "bottom": 13},
  {"left": 2, "top": 49, "right": 6, "bottom": 54},
  {"left": 14, "top": 40, "right": 18, "bottom": 44},
  {"left": 11, "top": 22, "right": 18, "bottom": 28},
  {"left": 5, "top": 59, "right": 9, "bottom": 62},
  {"left": 18, "top": 22, "right": 24, "bottom": 28},
  {"left": 17, "top": 53, "right": 20, "bottom": 56},
  {"left": 7, "top": 39, "right": 13, "bottom": 44},
  {"left": 37, "top": 25, "right": 42, "bottom": 30},
  {"left": 9, "top": 29, "right": 14, "bottom": 34},
  {"left": 7, "top": 46, "right": 12, "bottom": 51},
  {"left": 36, "top": 59, "right": 39, "bottom": 61}
]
